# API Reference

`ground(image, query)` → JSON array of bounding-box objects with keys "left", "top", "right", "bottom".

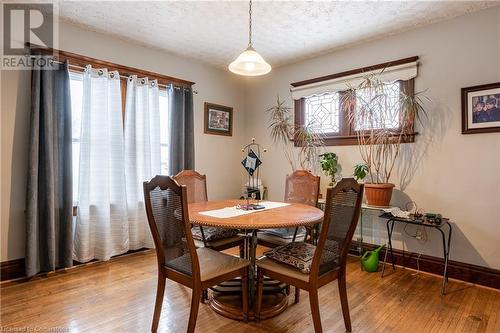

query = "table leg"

[
  {"left": 208, "top": 229, "right": 288, "bottom": 321},
  {"left": 387, "top": 219, "right": 396, "bottom": 269},
  {"left": 439, "top": 223, "right": 452, "bottom": 295},
  {"left": 249, "top": 230, "right": 257, "bottom": 306},
  {"left": 381, "top": 243, "right": 389, "bottom": 277},
  {"left": 446, "top": 223, "right": 452, "bottom": 284},
  {"left": 359, "top": 208, "right": 364, "bottom": 255}
]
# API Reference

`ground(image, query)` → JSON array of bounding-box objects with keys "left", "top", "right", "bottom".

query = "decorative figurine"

[{"left": 239, "top": 138, "right": 266, "bottom": 210}]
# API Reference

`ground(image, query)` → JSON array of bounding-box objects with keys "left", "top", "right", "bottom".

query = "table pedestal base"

[{"left": 209, "top": 279, "right": 289, "bottom": 322}]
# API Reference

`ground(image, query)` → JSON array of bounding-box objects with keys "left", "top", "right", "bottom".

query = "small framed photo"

[
  {"left": 462, "top": 82, "right": 500, "bottom": 134},
  {"left": 204, "top": 102, "right": 233, "bottom": 136}
]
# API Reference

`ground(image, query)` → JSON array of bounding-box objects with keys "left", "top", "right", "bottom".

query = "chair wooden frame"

[
  {"left": 144, "top": 176, "right": 249, "bottom": 333},
  {"left": 257, "top": 170, "right": 320, "bottom": 248},
  {"left": 256, "top": 178, "right": 364, "bottom": 332},
  {"left": 173, "top": 170, "right": 245, "bottom": 252},
  {"left": 173, "top": 170, "right": 246, "bottom": 303},
  {"left": 172, "top": 170, "right": 208, "bottom": 203},
  {"left": 257, "top": 170, "right": 320, "bottom": 303}
]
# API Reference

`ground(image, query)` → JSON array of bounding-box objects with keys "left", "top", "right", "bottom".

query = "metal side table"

[{"left": 379, "top": 213, "right": 452, "bottom": 295}]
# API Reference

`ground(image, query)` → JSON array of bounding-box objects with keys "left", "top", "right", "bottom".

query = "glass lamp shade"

[{"left": 228, "top": 47, "right": 271, "bottom": 76}]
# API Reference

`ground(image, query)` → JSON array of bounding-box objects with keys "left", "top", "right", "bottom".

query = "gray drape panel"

[
  {"left": 26, "top": 57, "right": 73, "bottom": 277},
  {"left": 168, "top": 86, "right": 194, "bottom": 175}
]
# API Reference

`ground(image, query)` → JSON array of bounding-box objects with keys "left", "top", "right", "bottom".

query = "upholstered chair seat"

[{"left": 166, "top": 247, "right": 249, "bottom": 281}]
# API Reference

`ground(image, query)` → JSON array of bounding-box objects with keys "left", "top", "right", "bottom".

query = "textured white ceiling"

[{"left": 58, "top": 1, "right": 498, "bottom": 69}]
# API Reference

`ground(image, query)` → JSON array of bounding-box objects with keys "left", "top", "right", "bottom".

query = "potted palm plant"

[{"left": 343, "top": 75, "right": 426, "bottom": 206}]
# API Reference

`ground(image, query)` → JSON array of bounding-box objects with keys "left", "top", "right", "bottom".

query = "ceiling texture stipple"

[{"left": 59, "top": 1, "right": 498, "bottom": 69}]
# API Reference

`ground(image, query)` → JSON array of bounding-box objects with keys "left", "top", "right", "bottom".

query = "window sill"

[{"left": 294, "top": 132, "right": 418, "bottom": 146}]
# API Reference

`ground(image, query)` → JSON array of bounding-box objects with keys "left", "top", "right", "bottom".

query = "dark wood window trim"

[
  {"left": 31, "top": 45, "right": 195, "bottom": 87},
  {"left": 31, "top": 46, "right": 195, "bottom": 119},
  {"left": 291, "top": 56, "right": 418, "bottom": 88},
  {"left": 292, "top": 57, "right": 419, "bottom": 146}
]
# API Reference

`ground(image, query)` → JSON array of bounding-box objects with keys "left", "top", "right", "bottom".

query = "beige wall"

[
  {"left": 1, "top": 21, "right": 248, "bottom": 261},
  {"left": 243, "top": 7, "right": 500, "bottom": 269},
  {"left": 2, "top": 8, "right": 500, "bottom": 270}
]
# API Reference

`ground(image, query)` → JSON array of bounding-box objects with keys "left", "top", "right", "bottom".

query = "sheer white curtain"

[
  {"left": 74, "top": 66, "right": 128, "bottom": 262},
  {"left": 124, "top": 76, "right": 160, "bottom": 249}
]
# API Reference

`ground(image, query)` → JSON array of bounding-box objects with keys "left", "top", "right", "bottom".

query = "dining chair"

[
  {"left": 143, "top": 175, "right": 250, "bottom": 333},
  {"left": 257, "top": 170, "right": 320, "bottom": 248},
  {"left": 257, "top": 170, "right": 320, "bottom": 302},
  {"left": 173, "top": 170, "right": 246, "bottom": 256},
  {"left": 255, "top": 178, "right": 364, "bottom": 332},
  {"left": 174, "top": 170, "right": 246, "bottom": 303}
]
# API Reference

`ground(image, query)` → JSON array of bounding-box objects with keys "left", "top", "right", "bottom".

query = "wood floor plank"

[{"left": 1, "top": 249, "right": 499, "bottom": 333}]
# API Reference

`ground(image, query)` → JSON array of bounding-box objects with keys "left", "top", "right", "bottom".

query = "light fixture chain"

[{"left": 248, "top": 0, "right": 252, "bottom": 47}]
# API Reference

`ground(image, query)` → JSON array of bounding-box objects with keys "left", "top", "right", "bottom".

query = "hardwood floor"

[{"left": 1, "top": 249, "right": 499, "bottom": 333}]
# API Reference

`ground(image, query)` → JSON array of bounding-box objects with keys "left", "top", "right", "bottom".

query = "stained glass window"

[
  {"left": 304, "top": 92, "right": 340, "bottom": 134},
  {"left": 354, "top": 82, "right": 401, "bottom": 131}
]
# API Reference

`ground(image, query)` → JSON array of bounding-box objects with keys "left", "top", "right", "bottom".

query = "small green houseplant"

[
  {"left": 353, "top": 163, "right": 368, "bottom": 182},
  {"left": 319, "top": 152, "right": 339, "bottom": 186}
]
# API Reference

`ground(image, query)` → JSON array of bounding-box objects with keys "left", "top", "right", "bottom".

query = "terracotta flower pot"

[{"left": 364, "top": 183, "right": 395, "bottom": 207}]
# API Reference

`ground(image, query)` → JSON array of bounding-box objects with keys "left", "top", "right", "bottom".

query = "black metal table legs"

[
  {"left": 438, "top": 222, "right": 452, "bottom": 294},
  {"left": 381, "top": 218, "right": 452, "bottom": 295}
]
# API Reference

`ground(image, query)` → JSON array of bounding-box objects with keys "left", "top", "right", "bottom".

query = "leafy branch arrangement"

[{"left": 267, "top": 96, "right": 324, "bottom": 172}]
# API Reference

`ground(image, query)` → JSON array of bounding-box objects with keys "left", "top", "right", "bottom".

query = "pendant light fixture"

[{"left": 228, "top": 0, "right": 271, "bottom": 76}]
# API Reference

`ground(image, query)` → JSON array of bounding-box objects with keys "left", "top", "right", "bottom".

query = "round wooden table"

[{"left": 189, "top": 200, "right": 324, "bottom": 321}]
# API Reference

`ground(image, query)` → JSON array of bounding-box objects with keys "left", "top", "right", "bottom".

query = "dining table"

[{"left": 188, "top": 199, "right": 324, "bottom": 321}]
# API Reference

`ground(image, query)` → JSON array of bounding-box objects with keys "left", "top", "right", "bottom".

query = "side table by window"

[{"left": 379, "top": 213, "right": 452, "bottom": 295}]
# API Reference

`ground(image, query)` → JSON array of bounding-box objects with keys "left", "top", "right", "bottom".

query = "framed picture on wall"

[
  {"left": 204, "top": 102, "right": 233, "bottom": 136},
  {"left": 462, "top": 82, "right": 500, "bottom": 134}
]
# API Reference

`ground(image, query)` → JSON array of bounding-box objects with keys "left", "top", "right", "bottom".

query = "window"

[
  {"left": 69, "top": 74, "right": 171, "bottom": 204},
  {"left": 69, "top": 72, "right": 83, "bottom": 204},
  {"left": 159, "top": 89, "right": 169, "bottom": 175},
  {"left": 354, "top": 82, "right": 401, "bottom": 131},
  {"left": 292, "top": 57, "right": 418, "bottom": 146},
  {"left": 304, "top": 92, "right": 340, "bottom": 134}
]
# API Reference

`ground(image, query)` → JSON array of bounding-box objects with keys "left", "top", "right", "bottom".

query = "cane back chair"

[
  {"left": 143, "top": 175, "right": 249, "bottom": 332},
  {"left": 173, "top": 170, "right": 245, "bottom": 256},
  {"left": 256, "top": 178, "right": 363, "bottom": 332}
]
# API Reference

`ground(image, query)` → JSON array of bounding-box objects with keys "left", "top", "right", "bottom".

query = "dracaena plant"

[
  {"left": 267, "top": 95, "right": 324, "bottom": 172},
  {"left": 342, "top": 74, "right": 427, "bottom": 184}
]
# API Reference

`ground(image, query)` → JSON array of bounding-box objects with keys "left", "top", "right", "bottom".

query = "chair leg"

[
  {"left": 255, "top": 268, "right": 264, "bottom": 322},
  {"left": 309, "top": 288, "right": 322, "bottom": 333},
  {"left": 338, "top": 271, "right": 352, "bottom": 331},
  {"left": 242, "top": 268, "right": 249, "bottom": 322},
  {"left": 187, "top": 286, "right": 202, "bottom": 333},
  {"left": 201, "top": 289, "right": 208, "bottom": 304},
  {"left": 239, "top": 242, "right": 245, "bottom": 258},
  {"left": 305, "top": 227, "right": 313, "bottom": 244},
  {"left": 151, "top": 274, "right": 166, "bottom": 333},
  {"left": 294, "top": 286, "right": 300, "bottom": 304}
]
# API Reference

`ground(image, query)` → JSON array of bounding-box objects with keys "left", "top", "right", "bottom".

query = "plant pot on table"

[{"left": 364, "top": 183, "right": 395, "bottom": 207}]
